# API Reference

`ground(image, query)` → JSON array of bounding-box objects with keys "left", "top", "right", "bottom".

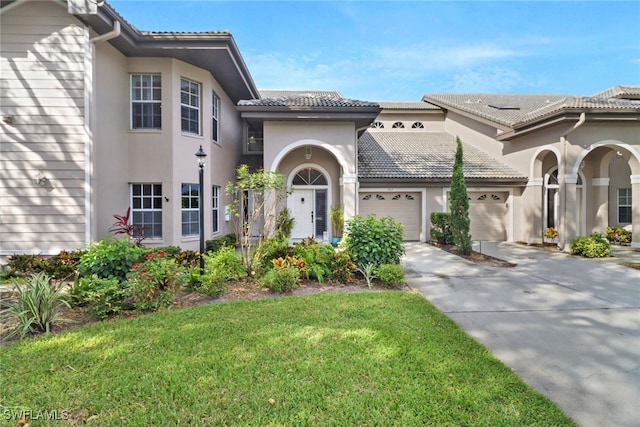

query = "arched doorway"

[{"left": 288, "top": 166, "right": 330, "bottom": 240}]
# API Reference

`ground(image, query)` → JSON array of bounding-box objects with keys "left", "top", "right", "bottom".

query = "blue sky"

[{"left": 109, "top": 1, "right": 639, "bottom": 101}]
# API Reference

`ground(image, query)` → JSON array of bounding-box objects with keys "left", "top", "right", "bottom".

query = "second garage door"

[
  {"left": 359, "top": 192, "right": 421, "bottom": 241},
  {"left": 468, "top": 192, "right": 508, "bottom": 241}
]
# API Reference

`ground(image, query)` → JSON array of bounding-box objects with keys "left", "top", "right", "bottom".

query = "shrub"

[
  {"left": 254, "top": 238, "right": 293, "bottom": 274},
  {"left": 69, "top": 275, "right": 130, "bottom": 319},
  {"left": 376, "top": 264, "right": 405, "bottom": 287},
  {"left": 193, "top": 246, "right": 245, "bottom": 297},
  {"left": 330, "top": 249, "right": 357, "bottom": 283},
  {"left": 430, "top": 212, "right": 454, "bottom": 245},
  {"left": 450, "top": 138, "right": 472, "bottom": 255},
  {"left": 174, "top": 250, "right": 201, "bottom": 268},
  {"left": 260, "top": 266, "right": 299, "bottom": 292},
  {"left": 127, "top": 253, "right": 187, "bottom": 310},
  {"left": 570, "top": 233, "right": 611, "bottom": 258},
  {"left": 79, "top": 238, "right": 146, "bottom": 282},
  {"left": 344, "top": 215, "right": 404, "bottom": 267},
  {"left": 544, "top": 227, "right": 559, "bottom": 240},
  {"left": 357, "top": 263, "right": 377, "bottom": 289},
  {"left": 292, "top": 238, "right": 334, "bottom": 282},
  {"left": 3, "top": 250, "right": 84, "bottom": 280},
  {"left": 606, "top": 226, "right": 631, "bottom": 245},
  {"left": 205, "top": 233, "right": 238, "bottom": 254},
  {"left": 275, "top": 208, "right": 295, "bottom": 240},
  {"left": 0, "top": 273, "right": 71, "bottom": 340}
]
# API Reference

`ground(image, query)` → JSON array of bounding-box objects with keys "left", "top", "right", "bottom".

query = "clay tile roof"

[
  {"left": 238, "top": 90, "right": 379, "bottom": 108},
  {"left": 358, "top": 131, "right": 525, "bottom": 180},
  {"left": 378, "top": 101, "right": 441, "bottom": 110}
]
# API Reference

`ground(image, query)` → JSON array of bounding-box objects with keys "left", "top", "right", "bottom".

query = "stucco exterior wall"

[{"left": 0, "top": 1, "right": 88, "bottom": 254}]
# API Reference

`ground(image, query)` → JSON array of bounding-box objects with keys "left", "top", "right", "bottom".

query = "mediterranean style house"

[{"left": 1, "top": 0, "right": 638, "bottom": 256}]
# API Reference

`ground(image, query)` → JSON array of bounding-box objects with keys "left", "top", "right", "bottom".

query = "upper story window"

[
  {"left": 392, "top": 121, "right": 405, "bottom": 128},
  {"left": 371, "top": 121, "right": 384, "bottom": 129},
  {"left": 181, "top": 78, "right": 200, "bottom": 135},
  {"left": 411, "top": 122, "right": 424, "bottom": 128},
  {"left": 131, "top": 74, "right": 161, "bottom": 129},
  {"left": 212, "top": 91, "right": 220, "bottom": 143}
]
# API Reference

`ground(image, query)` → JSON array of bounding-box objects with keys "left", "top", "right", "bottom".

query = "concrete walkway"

[{"left": 402, "top": 241, "right": 640, "bottom": 427}]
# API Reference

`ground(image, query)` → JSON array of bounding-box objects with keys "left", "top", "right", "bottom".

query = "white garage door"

[
  {"left": 468, "top": 192, "right": 508, "bottom": 241},
  {"left": 359, "top": 192, "right": 421, "bottom": 241}
]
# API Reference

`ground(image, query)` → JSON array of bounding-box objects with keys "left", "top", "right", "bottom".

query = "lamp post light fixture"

[{"left": 195, "top": 145, "right": 207, "bottom": 275}]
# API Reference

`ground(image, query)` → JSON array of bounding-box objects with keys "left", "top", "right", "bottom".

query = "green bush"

[
  {"left": 254, "top": 238, "right": 293, "bottom": 274},
  {"left": 205, "top": 233, "right": 238, "bottom": 254},
  {"left": 193, "top": 246, "right": 245, "bottom": 297},
  {"left": 0, "top": 273, "right": 71, "bottom": 340},
  {"left": 344, "top": 215, "right": 405, "bottom": 267},
  {"left": 260, "top": 266, "right": 299, "bottom": 292},
  {"left": 275, "top": 208, "right": 295, "bottom": 240},
  {"left": 570, "top": 233, "right": 611, "bottom": 258},
  {"left": 69, "top": 275, "right": 130, "bottom": 319},
  {"left": 174, "top": 250, "right": 201, "bottom": 268},
  {"left": 430, "top": 212, "right": 454, "bottom": 245},
  {"left": 292, "top": 238, "right": 335, "bottom": 282},
  {"left": 79, "top": 238, "right": 146, "bottom": 282},
  {"left": 376, "top": 264, "right": 405, "bottom": 287},
  {"left": 606, "top": 226, "right": 631, "bottom": 245},
  {"left": 127, "top": 253, "right": 187, "bottom": 310}
]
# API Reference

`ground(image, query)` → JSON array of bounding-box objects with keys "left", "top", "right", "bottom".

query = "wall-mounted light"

[
  {"left": 34, "top": 171, "right": 47, "bottom": 186},
  {"left": 305, "top": 146, "right": 312, "bottom": 160},
  {"left": 2, "top": 116, "right": 14, "bottom": 125}
]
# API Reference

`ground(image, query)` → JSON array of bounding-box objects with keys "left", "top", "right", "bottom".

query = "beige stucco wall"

[{"left": 0, "top": 1, "right": 88, "bottom": 254}]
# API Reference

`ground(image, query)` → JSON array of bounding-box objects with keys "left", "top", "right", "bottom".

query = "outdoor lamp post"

[{"left": 195, "top": 145, "right": 207, "bottom": 274}]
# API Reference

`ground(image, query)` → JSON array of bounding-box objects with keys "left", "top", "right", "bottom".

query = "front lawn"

[{"left": 0, "top": 291, "right": 575, "bottom": 426}]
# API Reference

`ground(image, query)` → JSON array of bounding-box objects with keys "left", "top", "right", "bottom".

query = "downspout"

[
  {"left": 559, "top": 112, "right": 586, "bottom": 250},
  {"left": 84, "top": 20, "right": 121, "bottom": 243}
]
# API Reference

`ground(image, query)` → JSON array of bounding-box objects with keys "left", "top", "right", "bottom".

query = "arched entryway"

[{"left": 287, "top": 165, "right": 331, "bottom": 240}]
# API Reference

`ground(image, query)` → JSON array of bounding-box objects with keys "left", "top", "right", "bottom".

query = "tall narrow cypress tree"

[{"left": 450, "top": 137, "right": 472, "bottom": 255}]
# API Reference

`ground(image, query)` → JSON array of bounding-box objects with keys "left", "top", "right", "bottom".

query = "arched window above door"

[{"left": 292, "top": 167, "right": 327, "bottom": 185}]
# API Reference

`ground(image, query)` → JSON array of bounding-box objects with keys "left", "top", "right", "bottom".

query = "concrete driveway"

[{"left": 402, "top": 242, "right": 640, "bottom": 427}]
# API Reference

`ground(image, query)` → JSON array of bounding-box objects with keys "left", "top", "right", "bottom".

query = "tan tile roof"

[
  {"left": 378, "top": 101, "right": 441, "bottom": 110},
  {"left": 423, "top": 87, "right": 640, "bottom": 128},
  {"left": 239, "top": 91, "right": 378, "bottom": 108},
  {"left": 358, "top": 131, "right": 525, "bottom": 180}
]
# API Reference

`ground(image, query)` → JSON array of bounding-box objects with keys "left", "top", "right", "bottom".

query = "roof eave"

[{"left": 74, "top": 2, "right": 259, "bottom": 102}]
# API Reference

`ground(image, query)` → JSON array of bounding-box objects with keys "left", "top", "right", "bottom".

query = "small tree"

[
  {"left": 450, "top": 137, "right": 472, "bottom": 255},
  {"left": 226, "top": 165, "right": 291, "bottom": 275}
]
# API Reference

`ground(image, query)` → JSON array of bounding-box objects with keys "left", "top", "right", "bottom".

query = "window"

[
  {"left": 181, "top": 78, "right": 200, "bottom": 134},
  {"left": 411, "top": 122, "right": 424, "bottom": 128},
  {"left": 212, "top": 185, "right": 220, "bottom": 233},
  {"left": 392, "top": 121, "right": 405, "bottom": 128},
  {"left": 212, "top": 91, "right": 220, "bottom": 142},
  {"left": 181, "top": 184, "right": 200, "bottom": 236},
  {"left": 371, "top": 121, "right": 384, "bottom": 128},
  {"left": 131, "top": 184, "right": 162, "bottom": 238},
  {"left": 131, "top": 74, "right": 161, "bottom": 129},
  {"left": 618, "top": 188, "right": 632, "bottom": 223}
]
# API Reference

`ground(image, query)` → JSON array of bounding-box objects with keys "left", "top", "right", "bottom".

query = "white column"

[{"left": 631, "top": 175, "right": 640, "bottom": 248}]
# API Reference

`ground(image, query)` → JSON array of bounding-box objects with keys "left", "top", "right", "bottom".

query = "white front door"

[{"left": 290, "top": 189, "right": 315, "bottom": 239}]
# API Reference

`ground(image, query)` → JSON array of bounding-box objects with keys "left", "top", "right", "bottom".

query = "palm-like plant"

[{"left": 0, "top": 273, "right": 72, "bottom": 340}]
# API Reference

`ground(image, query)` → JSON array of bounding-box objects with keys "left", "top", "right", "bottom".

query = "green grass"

[{"left": 0, "top": 291, "right": 576, "bottom": 426}]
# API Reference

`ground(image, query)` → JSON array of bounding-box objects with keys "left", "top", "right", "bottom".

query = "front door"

[
  {"left": 288, "top": 167, "right": 329, "bottom": 240},
  {"left": 290, "top": 189, "right": 315, "bottom": 239}
]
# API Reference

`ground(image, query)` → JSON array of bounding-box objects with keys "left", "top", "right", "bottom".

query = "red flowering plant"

[
  {"left": 126, "top": 251, "right": 187, "bottom": 310},
  {"left": 110, "top": 207, "right": 147, "bottom": 247}
]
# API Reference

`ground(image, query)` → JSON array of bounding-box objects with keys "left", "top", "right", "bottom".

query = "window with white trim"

[
  {"left": 181, "top": 183, "right": 200, "bottom": 236},
  {"left": 180, "top": 78, "right": 200, "bottom": 134},
  {"left": 131, "top": 74, "right": 161, "bottom": 129},
  {"left": 212, "top": 185, "right": 220, "bottom": 233},
  {"left": 618, "top": 188, "right": 631, "bottom": 223},
  {"left": 131, "top": 184, "right": 162, "bottom": 238},
  {"left": 212, "top": 91, "right": 220, "bottom": 143}
]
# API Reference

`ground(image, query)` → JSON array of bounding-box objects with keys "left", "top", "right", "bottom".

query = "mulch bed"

[{"left": 428, "top": 241, "right": 516, "bottom": 267}]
